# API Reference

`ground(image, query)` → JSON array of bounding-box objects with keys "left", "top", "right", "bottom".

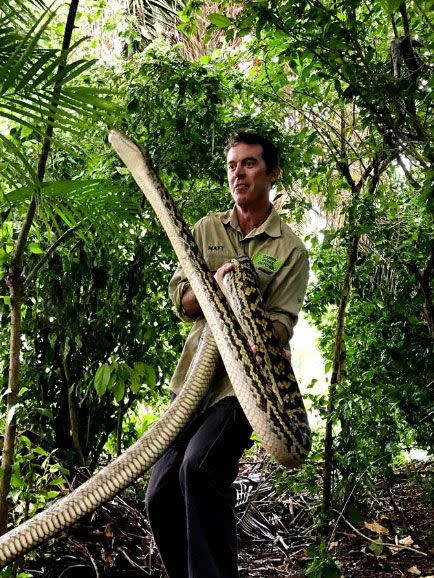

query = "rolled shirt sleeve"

[
  {"left": 168, "top": 222, "right": 204, "bottom": 323},
  {"left": 265, "top": 247, "right": 310, "bottom": 340}
]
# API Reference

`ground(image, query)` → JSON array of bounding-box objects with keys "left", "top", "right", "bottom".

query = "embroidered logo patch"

[{"left": 252, "top": 252, "right": 282, "bottom": 273}]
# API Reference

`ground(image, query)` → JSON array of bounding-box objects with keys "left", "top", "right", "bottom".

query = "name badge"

[{"left": 252, "top": 252, "right": 282, "bottom": 273}]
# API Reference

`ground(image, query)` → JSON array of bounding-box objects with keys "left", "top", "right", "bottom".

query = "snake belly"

[{"left": 0, "top": 325, "right": 218, "bottom": 566}]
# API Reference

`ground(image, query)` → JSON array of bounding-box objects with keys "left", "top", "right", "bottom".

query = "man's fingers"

[
  {"left": 248, "top": 340, "right": 264, "bottom": 365},
  {"left": 284, "top": 349, "right": 292, "bottom": 362},
  {"left": 214, "top": 262, "right": 235, "bottom": 292},
  {"left": 248, "top": 339, "right": 258, "bottom": 354}
]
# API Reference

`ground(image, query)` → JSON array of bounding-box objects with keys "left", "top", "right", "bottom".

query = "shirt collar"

[{"left": 219, "top": 205, "right": 282, "bottom": 238}]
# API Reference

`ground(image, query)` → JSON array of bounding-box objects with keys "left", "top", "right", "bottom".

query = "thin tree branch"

[
  {"left": 396, "top": 156, "right": 421, "bottom": 190},
  {"left": 263, "top": 57, "right": 366, "bottom": 166},
  {"left": 23, "top": 223, "right": 82, "bottom": 289},
  {"left": 335, "top": 511, "right": 428, "bottom": 556}
]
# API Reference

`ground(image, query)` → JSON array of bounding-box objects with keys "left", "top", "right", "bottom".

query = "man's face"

[{"left": 226, "top": 143, "right": 279, "bottom": 209}]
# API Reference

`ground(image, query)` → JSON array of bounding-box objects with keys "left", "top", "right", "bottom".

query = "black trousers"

[{"left": 145, "top": 395, "right": 253, "bottom": 578}]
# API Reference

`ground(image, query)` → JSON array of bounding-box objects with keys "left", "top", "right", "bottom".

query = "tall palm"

[
  {"left": 129, "top": 0, "right": 183, "bottom": 40},
  {"left": 0, "top": 0, "right": 139, "bottom": 533}
]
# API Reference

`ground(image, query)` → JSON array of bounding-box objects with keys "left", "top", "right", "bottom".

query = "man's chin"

[
  {"left": 234, "top": 193, "right": 251, "bottom": 207},
  {"left": 235, "top": 198, "right": 250, "bottom": 209}
]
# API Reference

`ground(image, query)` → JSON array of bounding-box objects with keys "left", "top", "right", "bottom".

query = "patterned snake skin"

[{"left": 0, "top": 130, "right": 310, "bottom": 567}]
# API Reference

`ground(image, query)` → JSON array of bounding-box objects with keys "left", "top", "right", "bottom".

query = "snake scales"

[{"left": 0, "top": 130, "right": 310, "bottom": 567}]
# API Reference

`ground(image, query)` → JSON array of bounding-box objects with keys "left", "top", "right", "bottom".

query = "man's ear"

[{"left": 269, "top": 166, "right": 281, "bottom": 185}]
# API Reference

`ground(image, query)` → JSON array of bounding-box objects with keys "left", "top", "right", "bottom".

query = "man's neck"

[{"left": 235, "top": 202, "right": 272, "bottom": 236}]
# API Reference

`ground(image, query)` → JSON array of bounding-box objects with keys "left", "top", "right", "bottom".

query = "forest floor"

[{"left": 21, "top": 451, "right": 434, "bottom": 578}]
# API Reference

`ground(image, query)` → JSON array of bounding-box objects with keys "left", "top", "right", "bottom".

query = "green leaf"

[
  {"left": 143, "top": 364, "right": 157, "bottom": 389},
  {"left": 10, "top": 467, "right": 24, "bottom": 489},
  {"left": 130, "top": 376, "right": 141, "bottom": 394},
  {"left": 208, "top": 13, "right": 231, "bottom": 29},
  {"left": 28, "top": 242, "right": 44, "bottom": 254},
  {"left": 133, "top": 361, "right": 146, "bottom": 377},
  {"left": 49, "top": 477, "right": 66, "bottom": 485},
  {"left": 379, "top": 0, "right": 402, "bottom": 14},
  {"left": 48, "top": 333, "right": 57, "bottom": 349},
  {"left": 36, "top": 407, "right": 53, "bottom": 419},
  {"left": 113, "top": 380, "right": 125, "bottom": 402},
  {"left": 46, "top": 490, "right": 60, "bottom": 499},
  {"left": 94, "top": 363, "right": 111, "bottom": 398},
  {"left": 369, "top": 538, "right": 384, "bottom": 556}
]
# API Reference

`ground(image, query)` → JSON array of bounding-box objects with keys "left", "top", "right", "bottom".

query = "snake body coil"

[{"left": 0, "top": 131, "right": 310, "bottom": 567}]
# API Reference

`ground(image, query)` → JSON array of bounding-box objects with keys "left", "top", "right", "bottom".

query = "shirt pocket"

[
  {"left": 205, "top": 252, "right": 235, "bottom": 273},
  {"left": 254, "top": 267, "right": 275, "bottom": 296}
]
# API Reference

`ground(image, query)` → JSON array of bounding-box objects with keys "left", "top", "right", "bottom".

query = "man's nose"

[{"left": 234, "top": 164, "right": 245, "bottom": 177}]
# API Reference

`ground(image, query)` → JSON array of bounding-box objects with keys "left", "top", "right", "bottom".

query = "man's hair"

[{"left": 224, "top": 131, "right": 280, "bottom": 173}]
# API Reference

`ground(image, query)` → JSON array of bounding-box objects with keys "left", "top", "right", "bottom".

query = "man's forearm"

[
  {"left": 181, "top": 287, "right": 202, "bottom": 318},
  {"left": 180, "top": 281, "right": 290, "bottom": 349},
  {"left": 273, "top": 320, "right": 289, "bottom": 347}
]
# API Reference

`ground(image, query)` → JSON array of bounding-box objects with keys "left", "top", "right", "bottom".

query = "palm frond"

[
  {"left": 128, "top": 0, "right": 184, "bottom": 40},
  {"left": 0, "top": 4, "right": 114, "bottom": 136},
  {"left": 0, "top": 8, "right": 55, "bottom": 89},
  {"left": 13, "top": 50, "right": 58, "bottom": 92},
  {"left": 5, "top": 179, "right": 142, "bottom": 244},
  {"left": 0, "top": 0, "right": 48, "bottom": 29},
  {"left": 0, "top": 134, "right": 38, "bottom": 189}
]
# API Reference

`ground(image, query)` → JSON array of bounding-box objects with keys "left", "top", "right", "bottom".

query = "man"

[{"left": 145, "top": 131, "right": 309, "bottom": 578}]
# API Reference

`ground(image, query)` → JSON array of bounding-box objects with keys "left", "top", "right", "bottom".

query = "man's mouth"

[{"left": 235, "top": 184, "right": 248, "bottom": 191}]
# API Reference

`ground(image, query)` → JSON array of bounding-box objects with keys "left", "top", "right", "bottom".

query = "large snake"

[{"left": 0, "top": 131, "right": 310, "bottom": 567}]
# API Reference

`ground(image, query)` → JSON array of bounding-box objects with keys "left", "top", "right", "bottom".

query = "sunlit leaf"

[
  {"left": 208, "top": 12, "right": 231, "bottom": 28},
  {"left": 94, "top": 363, "right": 111, "bottom": 398}
]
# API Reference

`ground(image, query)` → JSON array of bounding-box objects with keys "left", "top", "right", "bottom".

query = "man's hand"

[
  {"left": 249, "top": 340, "right": 291, "bottom": 365},
  {"left": 184, "top": 262, "right": 292, "bottom": 365},
  {"left": 181, "top": 262, "right": 235, "bottom": 318},
  {"left": 214, "top": 262, "right": 234, "bottom": 296}
]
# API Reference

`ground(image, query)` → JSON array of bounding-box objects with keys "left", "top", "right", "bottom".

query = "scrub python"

[{"left": 0, "top": 130, "right": 311, "bottom": 567}]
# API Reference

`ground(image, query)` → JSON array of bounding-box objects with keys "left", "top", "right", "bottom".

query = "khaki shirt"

[{"left": 168, "top": 205, "right": 309, "bottom": 406}]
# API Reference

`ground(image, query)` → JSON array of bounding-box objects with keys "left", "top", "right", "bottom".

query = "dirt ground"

[{"left": 19, "top": 456, "right": 434, "bottom": 578}]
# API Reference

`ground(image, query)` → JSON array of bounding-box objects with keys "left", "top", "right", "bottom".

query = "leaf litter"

[{"left": 20, "top": 452, "right": 434, "bottom": 577}]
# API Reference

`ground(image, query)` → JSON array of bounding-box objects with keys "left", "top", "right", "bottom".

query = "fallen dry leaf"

[
  {"left": 407, "top": 566, "right": 421, "bottom": 575},
  {"left": 400, "top": 535, "right": 414, "bottom": 546},
  {"left": 104, "top": 523, "right": 113, "bottom": 539},
  {"left": 364, "top": 520, "right": 389, "bottom": 535}
]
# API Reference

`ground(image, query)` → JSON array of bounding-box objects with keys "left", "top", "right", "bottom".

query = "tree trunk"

[
  {"left": 116, "top": 399, "right": 125, "bottom": 457},
  {"left": 62, "top": 351, "right": 85, "bottom": 466},
  {"left": 321, "top": 235, "right": 359, "bottom": 515},
  {"left": 0, "top": 269, "right": 23, "bottom": 533},
  {"left": 0, "top": 0, "right": 80, "bottom": 533}
]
